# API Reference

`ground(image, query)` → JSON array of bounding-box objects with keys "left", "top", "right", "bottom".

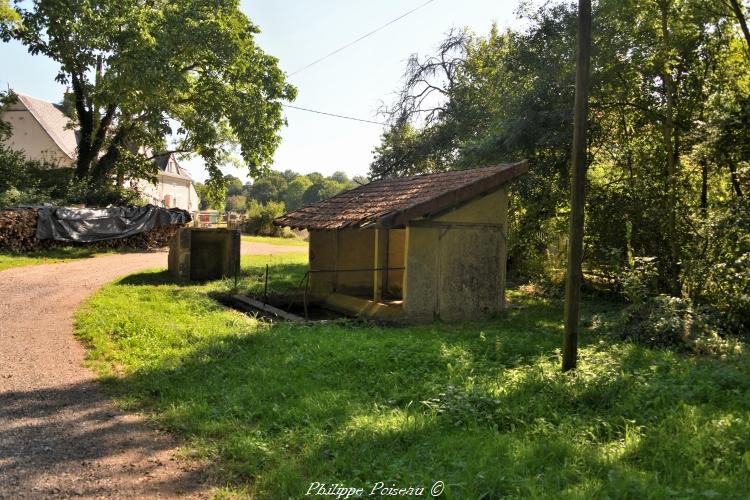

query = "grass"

[
  {"left": 74, "top": 253, "right": 750, "bottom": 499},
  {"left": 241, "top": 234, "right": 308, "bottom": 247},
  {"left": 0, "top": 246, "right": 129, "bottom": 272}
]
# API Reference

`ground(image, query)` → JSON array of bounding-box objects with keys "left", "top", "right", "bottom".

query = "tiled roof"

[
  {"left": 274, "top": 160, "right": 528, "bottom": 230},
  {"left": 15, "top": 93, "right": 79, "bottom": 159}
]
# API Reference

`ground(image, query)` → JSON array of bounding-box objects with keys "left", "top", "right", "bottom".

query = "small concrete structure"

[
  {"left": 168, "top": 228, "right": 240, "bottom": 282},
  {"left": 274, "top": 161, "right": 528, "bottom": 322}
]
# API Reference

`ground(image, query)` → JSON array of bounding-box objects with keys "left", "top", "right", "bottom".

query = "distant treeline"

[
  {"left": 194, "top": 170, "right": 367, "bottom": 235},
  {"left": 195, "top": 170, "right": 367, "bottom": 213}
]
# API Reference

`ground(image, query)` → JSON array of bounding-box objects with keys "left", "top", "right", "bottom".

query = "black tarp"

[{"left": 36, "top": 205, "right": 191, "bottom": 243}]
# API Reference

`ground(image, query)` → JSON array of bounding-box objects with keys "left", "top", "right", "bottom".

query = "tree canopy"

[
  {"left": 1, "top": 0, "right": 296, "bottom": 199},
  {"left": 372, "top": 0, "right": 750, "bottom": 332}
]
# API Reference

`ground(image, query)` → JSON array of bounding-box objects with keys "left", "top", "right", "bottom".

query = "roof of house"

[
  {"left": 153, "top": 153, "right": 194, "bottom": 181},
  {"left": 15, "top": 93, "right": 79, "bottom": 159},
  {"left": 274, "top": 160, "right": 528, "bottom": 230}
]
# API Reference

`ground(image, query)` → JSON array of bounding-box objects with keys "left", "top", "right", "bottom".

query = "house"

[
  {"left": 1, "top": 92, "right": 200, "bottom": 211},
  {"left": 138, "top": 153, "right": 200, "bottom": 210},
  {"left": 274, "top": 160, "right": 528, "bottom": 321}
]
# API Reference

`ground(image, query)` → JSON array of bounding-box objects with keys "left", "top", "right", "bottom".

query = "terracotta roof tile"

[{"left": 274, "top": 160, "right": 528, "bottom": 230}]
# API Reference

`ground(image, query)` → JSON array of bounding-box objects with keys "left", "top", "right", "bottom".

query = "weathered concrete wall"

[
  {"left": 336, "top": 228, "right": 375, "bottom": 295},
  {"left": 309, "top": 230, "right": 338, "bottom": 297},
  {"left": 404, "top": 188, "right": 508, "bottom": 321},
  {"left": 387, "top": 229, "right": 406, "bottom": 297},
  {"left": 168, "top": 228, "right": 240, "bottom": 282},
  {"left": 309, "top": 228, "right": 375, "bottom": 298}
]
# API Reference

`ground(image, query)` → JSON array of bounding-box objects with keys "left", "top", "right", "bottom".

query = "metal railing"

[{"left": 290, "top": 267, "right": 406, "bottom": 320}]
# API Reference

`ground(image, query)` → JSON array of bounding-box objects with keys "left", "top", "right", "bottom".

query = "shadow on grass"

[
  {"left": 75, "top": 269, "right": 750, "bottom": 497},
  {"left": 95, "top": 314, "right": 749, "bottom": 497}
]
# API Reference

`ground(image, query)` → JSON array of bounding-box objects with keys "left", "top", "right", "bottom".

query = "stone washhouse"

[{"left": 274, "top": 161, "right": 528, "bottom": 321}]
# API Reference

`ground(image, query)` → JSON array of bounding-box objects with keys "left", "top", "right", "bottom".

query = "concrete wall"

[
  {"left": 1, "top": 107, "right": 73, "bottom": 166},
  {"left": 404, "top": 188, "right": 508, "bottom": 321},
  {"left": 308, "top": 227, "right": 407, "bottom": 301},
  {"left": 308, "top": 228, "right": 376, "bottom": 298},
  {"left": 168, "top": 228, "right": 240, "bottom": 282},
  {"left": 387, "top": 229, "right": 406, "bottom": 297},
  {"left": 308, "top": 230, "right": 338, "bottom": 297}
]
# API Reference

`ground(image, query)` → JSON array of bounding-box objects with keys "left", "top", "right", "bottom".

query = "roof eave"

[
  {"left": 272, "top": 160, "right": 529, "bottom": 231},
  {"left": 376, "top": 160, "right": 528, "bottom": 228}
]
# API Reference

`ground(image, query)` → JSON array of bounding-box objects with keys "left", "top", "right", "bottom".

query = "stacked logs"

[
  {"left": 0, "top": 209, "right": 42, "bottom": 252},
  {"left": 0, "top": 208, "right": 183, "bottom": 252}
]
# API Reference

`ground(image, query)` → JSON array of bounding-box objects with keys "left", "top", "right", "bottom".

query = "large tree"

[{"left": 1, "top": 0, "right": 295, "bottom": 196}]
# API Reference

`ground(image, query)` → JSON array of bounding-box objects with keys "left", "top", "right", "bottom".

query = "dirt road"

[{"left": 0, "top": 242, "right": 302, "bottom": 498}]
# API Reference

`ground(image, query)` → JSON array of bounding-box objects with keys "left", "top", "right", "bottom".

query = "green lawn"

[
  {"left": 0, "top": 247, "right": 127, "bottom": 272},
  {"left": 241, "top": 234, "right": 308, "bottom": 247},
  {"left": 74, "top": 253, "right": 750, "bottom": 499}
]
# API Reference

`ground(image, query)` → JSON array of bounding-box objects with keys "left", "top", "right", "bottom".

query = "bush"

[
  {"left": 683, "top": 198, "right": 750, "bottom": 335},
  {"left": 64, "top": 178, "right": 143, "bottom": 207},
  {"left": 1, "top": 150, "right": 143, "bottom": 208},
  {"left": 619, "top": 256, "right": 659, "bottom": 304},
  {"left": 614, "top": 295, "right": 735, "bottom": 355},
  {"left": 243, "top": 200, "right": 285, "bottom": 236}
]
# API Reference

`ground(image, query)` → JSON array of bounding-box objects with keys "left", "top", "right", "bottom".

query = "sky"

[{"left": 0, "top": 0, "right": 527, "bottom": 183}]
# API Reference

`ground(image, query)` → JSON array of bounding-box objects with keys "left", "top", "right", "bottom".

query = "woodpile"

[
  {"left": 0, "top": 209, "right": 42, "bottom": 252},
  {"left": 0, "top": 208, "right": 184, "bottom": 252}
]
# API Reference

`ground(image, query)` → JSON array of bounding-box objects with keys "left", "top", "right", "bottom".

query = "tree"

[
  {"left": 726, "top": 0, "right": 750, "bottom": 54},
  {"left": 245, "top": 172, "right": 288, "bottom": 205},
  {"left": 283, "top": 176, "right": 312, "bottom": 211},
  {"left": 330, "top": 171, "right": 350, "bottom": 184},
  {"left": 562, "top": 0, "right": 592, "bottom": 372},
  {"left": 224, "top": 175, "right": 244, "bottom": 197},
  {"left": 1, "top": 0, "right": 295, "bottom": 198},
  {"left": 193, "top": 182, "right": 213, "bottom": 210},
  {"left": 0, "top": 0, "right": 18, "bottom": 25},
  {"left": 301, "top": 179, "right": 343, "bottom": 206},
  {"left": 226, "top": 194, "right": 247, "bottom": 212}
]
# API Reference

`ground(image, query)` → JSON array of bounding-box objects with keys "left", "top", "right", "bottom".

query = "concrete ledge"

[{"left": 318, "top": 293, "right": 404, "bottom": 321}]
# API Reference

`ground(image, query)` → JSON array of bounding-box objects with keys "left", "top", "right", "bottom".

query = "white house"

[{"left": 1, "top": 92, "right": 200, "bottom": 211}]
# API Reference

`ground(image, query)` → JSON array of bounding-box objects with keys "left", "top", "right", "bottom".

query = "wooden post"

[
  {"left": 373, "top": 228, "right": 388, "bottom": 301},
  {"left": 563, "top": 0, "right": 592, "bottom": 372}
]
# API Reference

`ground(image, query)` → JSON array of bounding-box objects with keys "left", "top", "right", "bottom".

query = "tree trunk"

[
  {"left": 700, "top": 158, "right": 708, "bottom": 215},
  {"left": 658, "top": 0, "right": 681, "bottom": 296},
  {"left": 729, "top": 161, "right": 744, "bottom": 197},
  {"left": 728, "top": 0, "right": 750, "bottom": 56},
  {"left": 562, "top": 0, "right": 592, "bottom": 372}
]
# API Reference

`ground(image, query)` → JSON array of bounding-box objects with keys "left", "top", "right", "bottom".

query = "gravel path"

[{"left": 0, "top": 242, "right": 303, "bottom": 498}]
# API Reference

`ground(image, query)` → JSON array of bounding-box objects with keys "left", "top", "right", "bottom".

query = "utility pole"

[{"left": 562, "top": 0, "right": 592, "bottom": 372}]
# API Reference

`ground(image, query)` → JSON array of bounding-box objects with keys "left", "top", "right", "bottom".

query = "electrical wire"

[
  {"left": 283, "top": 104, "right": 385, "bottom": 125},
  {"left": 288, "top": 0, "right": 437, "bottom": 76}
]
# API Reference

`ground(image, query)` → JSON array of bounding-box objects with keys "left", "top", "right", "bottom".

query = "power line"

[
  {"left": 283, "top": 104, "right": 385, "bottom": 125},
  {"left": 288, "top": 0, "right": 437, "bottom": 76}
]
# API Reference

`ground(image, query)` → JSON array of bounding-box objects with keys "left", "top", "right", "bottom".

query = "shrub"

[
  {"left": 619, "top": 256, "right": 660, "bottom": 305},
  {"left": 614, "top": 295, "right": 735, "bottom": 355},
  {"left": 243, "top": 200, "right": 285, "bottom": 236},
  {"left": 683, "top": 198, "right": 750, "bottom": 335},
  {"left": 64, "top": 178, "right": 143, "bottom": 207}
]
